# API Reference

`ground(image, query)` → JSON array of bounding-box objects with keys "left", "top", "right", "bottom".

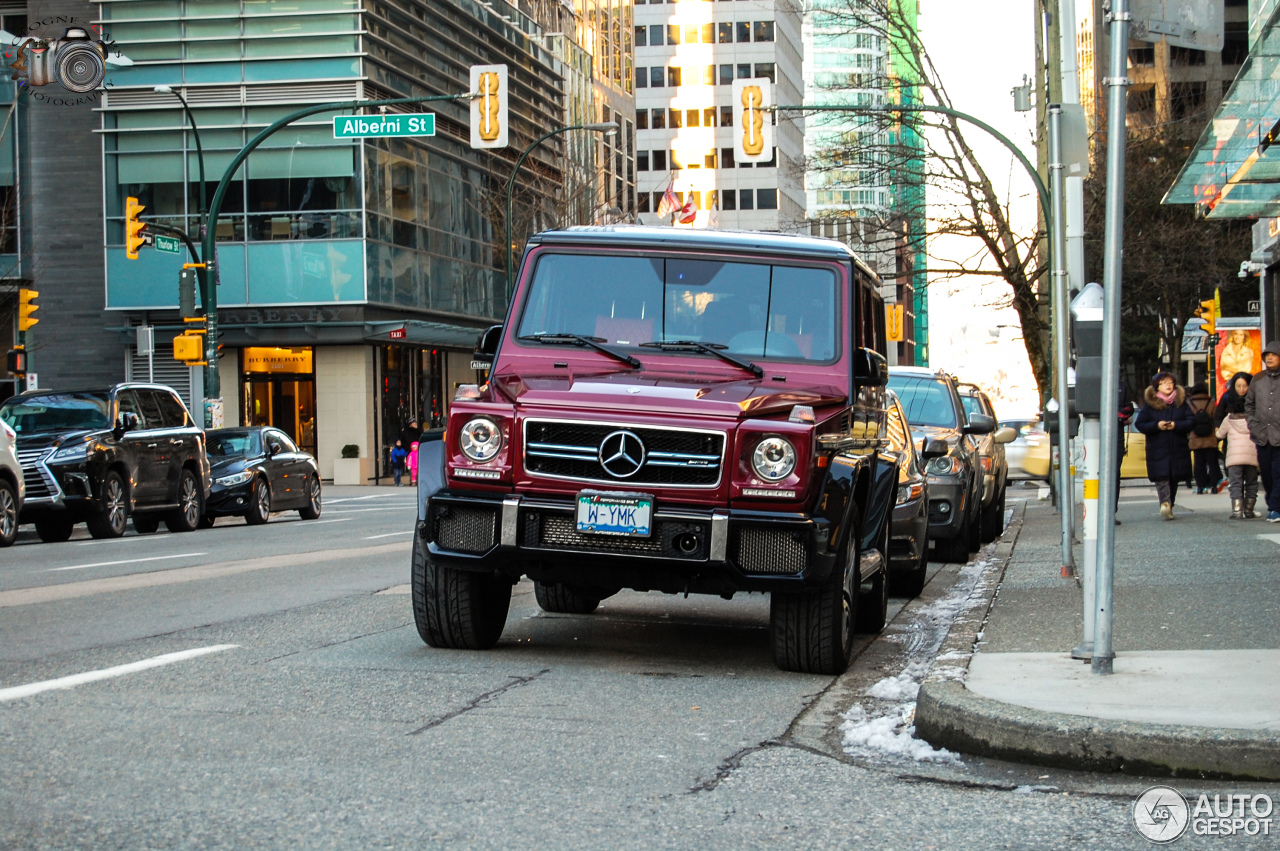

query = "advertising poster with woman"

[{"left": 1218, "top": 328, "right": 1262, "bottom": 388}]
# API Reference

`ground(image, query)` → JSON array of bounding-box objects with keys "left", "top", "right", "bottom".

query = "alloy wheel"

[
  {"left": 0, "top": 487, "right": 15, "bottom": 541},
  {"left": 309, "top": 477, "right": 321, "bottom": 513},
  {"left": 256, "top": 482, "right": 271, "bottom": 519},
  {"left": 104, "top": 477, "right": 126, "bottom": 534},
  {"left": 181, "top": 477, "right": 200, "bottom": 527}
]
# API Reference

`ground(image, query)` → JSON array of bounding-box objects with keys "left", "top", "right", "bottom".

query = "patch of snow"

[
  {"left": 840, "top": 704, "right": 960, "bottom": 764},
  {"left": 1012, "top": 784, "right": 1060, "bottom": 794}
]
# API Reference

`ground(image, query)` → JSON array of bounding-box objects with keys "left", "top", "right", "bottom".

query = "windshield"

[
  {"left": 208, "top": 431, "right": 261, "bottom": 458},
  {"left": 887, "top": 377, "right": 958, "bottom": 429},
  {"left": 0, "top": 392, "right": 112, "bottom": 435},
  {"left": 517, "top": 253, "right": 839, "bottom": 362}
]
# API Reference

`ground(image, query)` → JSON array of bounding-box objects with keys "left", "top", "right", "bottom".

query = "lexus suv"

[
  {"left": 886, "top": 367, "right": 993, "bottom": 563},
  {"left": 0, "top": 416, "right": 22, "bottom": 547},
  {"left": 0, "top": 384, "right": 210, "bottom": 542},
  {"left": 414, "top": 226, "right": 900, "bottom": 675}
]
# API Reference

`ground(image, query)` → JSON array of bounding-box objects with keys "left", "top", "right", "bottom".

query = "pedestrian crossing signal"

[
  {"left": 173, "top": 332, "right": 205, "bottom": 364},
  {"left": 6, "top": 346, "right": 26, "bottom": 376},
  {"left": 125, "top": 196, "right": 147, "bottom": 260}
]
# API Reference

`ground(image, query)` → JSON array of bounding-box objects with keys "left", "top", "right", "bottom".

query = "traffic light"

[
  {"left": 469, "top": 64, "right": 508, "bottom": 149},
  {"left": 732, "top": 77, "right": 773, "bottom": 164},
  {"left": 1195, "top": 298, "right": 1217, "bottom": 335},
  {"left": 125, "top": 196, "right": 147, "bottom": 260},
  {"left": 173, "top": 331, "right": 205, "bottom": 364},
  {"left": 6, "top": 346, "right": 26, "bottom": 376},
  {"left": 179, "top": 268, "right": 198, "bottom": 319},
  {"left": 17, "top": 288, "right": 38, "bottom": 332}
]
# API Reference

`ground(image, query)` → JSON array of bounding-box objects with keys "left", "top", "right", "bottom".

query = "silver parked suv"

[{"left": 0, "top": 415, "right": 23, "bottom": 546}]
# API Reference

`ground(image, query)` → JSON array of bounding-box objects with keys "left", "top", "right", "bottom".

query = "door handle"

[
  {"left": 170, "top": 439, "right": 184, "bottom": 445},
  {"left": 146, "top": 443, "right": 159, "bottom": 448}
]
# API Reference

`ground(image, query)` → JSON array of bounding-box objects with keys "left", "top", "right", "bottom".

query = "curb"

[{"left": 913, "top": 502, "right": 1280, "bottom": 782}]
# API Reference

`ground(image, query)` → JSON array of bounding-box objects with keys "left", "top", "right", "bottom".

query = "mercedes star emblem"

[{"left": 598, "top": 430, "right": 646, "bottom": 478}]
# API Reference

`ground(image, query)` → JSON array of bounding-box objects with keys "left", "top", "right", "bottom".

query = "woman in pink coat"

[
  {"left": 407, "top": 441, "right": 420, "bottom": 486},
  {"left": 1216, "top": 372, "right": 1260, "bottom": 519}
]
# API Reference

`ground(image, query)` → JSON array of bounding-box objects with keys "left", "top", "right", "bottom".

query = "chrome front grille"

[
  {"left": 432, "top": 504, "right": 498, "bottom": 554},
  {"left": 520, "top": 510, "right": 709, "bottom": 560},
  {"left": 15, "top": 448, "right": 55, "bottom": 500},
  {"left": 523, "top": 420, "right": 724, "bottom": 488}
]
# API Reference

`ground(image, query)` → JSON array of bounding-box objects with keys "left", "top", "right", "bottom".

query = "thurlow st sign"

[{"left": 333, "top": 114, "right": 436, "bottom": 139}]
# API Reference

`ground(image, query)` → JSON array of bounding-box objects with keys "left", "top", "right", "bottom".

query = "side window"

[
  {"left": 154, "top": 391, "right": 190, "bottom": 429},
  {"left": 116, "top": 390, "right": 146, "bottom": 429},
  {"left": 267, "top": 430, "right": 297, "bottom": 453},
  {"left": 136, "top": 390, "right": 165, "bottom": 430}
]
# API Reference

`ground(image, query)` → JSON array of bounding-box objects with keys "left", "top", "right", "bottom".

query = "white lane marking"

[
  {"left": 76, "top": 536, "right": 167, "bottom": 547},
  {"left": 0, "top": 645, "right": 239, "bottom": 703},
  {"left": 325, "top": 494, "right": 405, "bottom": 504},
  {"left": 327, "top": 507, "right": 418, "bottom": 514},
  {"left": 1257, "top": 534, "right": 1280, "bottom": 545},
  {"left": 364, "top": 531, "right": 413, "bottom": 539},
  {"left": 47, "top": 553, "right": 208, "bottom": 573},
  {"left": 376, "top": 584, "right": 411, "bottom": 595},
  {"left": 286, "top": 517, "right": 351, "bottom": 525}
]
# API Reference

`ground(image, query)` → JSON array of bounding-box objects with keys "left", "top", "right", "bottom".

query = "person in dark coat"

[
  {"left": 1134, "top": 371, "right": 1195, "bottom": 520},
  {"left": 1186, "top": 382, "right": 1223, "bottom": 493},
  {"left": 1245, "top": 341, "right": 1280, "bottom": 522},
  {"left": 398, "top": 419, "right": 422, "bottom": 451}
]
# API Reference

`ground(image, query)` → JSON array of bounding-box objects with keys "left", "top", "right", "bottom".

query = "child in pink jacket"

[
  {"left": 1216, "top": 372, "right": 1259, "bottom": 519},
  {"left": 407, "top": 441, "right": 419, "bottom": 487}
]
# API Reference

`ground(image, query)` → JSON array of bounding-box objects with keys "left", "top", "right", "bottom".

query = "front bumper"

[
  {"left": 17, "top": 455, "right": 101, "bottom": 520},
  {"left": 205, "top": 482, "right": 254, "bottom": 516},
  {"left": 924, "top": 476, "right": 967, "bottom": 540},
  {"left": 889, "top": 496, "right": 927, "bottom": 568},
  {"left": 422, "top": 492, "right": 837, "bottom": 596}
]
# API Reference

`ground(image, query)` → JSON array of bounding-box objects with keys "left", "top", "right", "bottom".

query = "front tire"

[
  {"left": 35, "top": 515, "right": 75, "bottom": 543},
  {"left": 0, "top": 479, "right": 18, "bottom": 547},
  {"left": 411, "top": 534, "right": 511, "bottom": 649},
  {"left": 533, "top": 581, "right": 601, "bottom": 614},
  {"left": 165, "top": 469, "right": 202, "bottom": 533},
  {"left": 298, "top": 475, "right": 322, "bottom": 520},
  {"left": 770, "top": 532, "right": 858, "bottom": 675},
  {"left": 245, "top": 478, "right": 271, "bottom": 526},
  {"left": 980, "top": 485, "right": 1006, "bottom": 543},
  {"left": 891, "top": 534, "right": 929, "bottom": 598},
  {"left": 937, "top": 532, "right": 970, "bottom": 564},
  {"left": 87, "top": 472, "right": 128, "bottom": 539}
]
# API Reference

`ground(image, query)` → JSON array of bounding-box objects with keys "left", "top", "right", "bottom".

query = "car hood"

[
  {"left": 210, "top": 456, "right": 258, "bottom": 477},
  {"left": 908, "top": 424, "right": 963, "bottom": 450},
  {"left": 14, "top": 429, "right": 101, "bottom": 453},
  {"left": 490, "top": 370, "right": 846, "bottom": 419}
]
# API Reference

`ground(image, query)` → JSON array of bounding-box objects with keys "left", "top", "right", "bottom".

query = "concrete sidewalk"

[{"left": 914, "top": 483, "right": 1280, "bottom": 780}]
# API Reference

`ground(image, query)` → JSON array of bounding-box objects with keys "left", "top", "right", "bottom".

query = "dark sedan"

[{"left": 200, "top": 427, "right": 321, "bottom": 527}]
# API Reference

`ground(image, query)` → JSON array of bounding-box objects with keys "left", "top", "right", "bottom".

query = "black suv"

[
  {"left": 0, "top": 384, "right": 210, "bottom": 542},
  {"left": 886, "top": 367, "right": 993, "bottom": 563}
]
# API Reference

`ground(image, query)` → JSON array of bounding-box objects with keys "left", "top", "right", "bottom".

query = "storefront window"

[{"left": 242, "top": 346, "right": 316, "bottom": 455}]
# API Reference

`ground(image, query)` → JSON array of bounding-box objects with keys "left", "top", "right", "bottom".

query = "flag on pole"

[
  {"left": 677, "top": 193, "right": 698, "bottom": 224},
  {"left": 656, "top": 180, "right": 679, "bottom": 218}
]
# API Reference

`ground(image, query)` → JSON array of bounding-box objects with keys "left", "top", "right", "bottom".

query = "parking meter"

[{"left": 1071, "top": 282, "right": 1104, "bottom": 417}]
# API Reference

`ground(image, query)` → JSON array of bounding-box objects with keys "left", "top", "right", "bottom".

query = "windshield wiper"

[
  {"left": 518, "top": 333, "right": 642, "bottom": 369},
  {"left": 639, "top": 340, "right": 763, "bottom": 378}
]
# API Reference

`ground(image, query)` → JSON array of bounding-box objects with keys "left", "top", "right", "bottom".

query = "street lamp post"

[
  {"left": 154, "top": 85, "right": 206, "bottom": 233},
  {"left": 504, "top": 122, "right": 618, "bottom": 296}
]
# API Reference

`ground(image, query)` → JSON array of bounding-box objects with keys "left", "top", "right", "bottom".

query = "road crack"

[{"left": 408, "top": 668, "right": 550, "bottom": 735}]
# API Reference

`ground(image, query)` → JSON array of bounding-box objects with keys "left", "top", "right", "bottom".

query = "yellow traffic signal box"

[
  {"left": 1196, "top": 298, "right": 1217, "bottom": 335},
  {"left": 173, "top": 332, "right": 205, "bottom": 364},
  {"left": 126, "top": 196, "right": 147, "bottom": 260},
  {"left": 17, "top": 288, "right": 38, "bottom": 332}
]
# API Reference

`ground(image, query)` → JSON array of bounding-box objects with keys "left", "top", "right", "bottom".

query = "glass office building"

[{"left": 93, "top": 0, "right": 612, "bottom": 479}]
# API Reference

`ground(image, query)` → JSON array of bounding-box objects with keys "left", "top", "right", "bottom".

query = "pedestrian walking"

[
  {"left": 398, "top": 419, "right": 422, "bottom": 454},
  {"left": 1186, "top": 382, "right": 1224, "bottom": 493},
  {"left": 1134, "top": 372, "right": 1194, "bottom": 521},
  {"left": 1216, "top": 372, "right": 1260, "bottom": 519},
  {"left": 390, "top": 440, "right": 408, "bottom": 486},
  {"left": 408, "top": 441, "right": 419, "bottom": 487},
  {"left": 1245, "top": 341, "right": 1280, "bottom": 522}
]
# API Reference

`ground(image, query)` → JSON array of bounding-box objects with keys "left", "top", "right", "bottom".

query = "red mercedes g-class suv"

[{"left": 412, "top": 227, "right": 898, "bottom": 674}]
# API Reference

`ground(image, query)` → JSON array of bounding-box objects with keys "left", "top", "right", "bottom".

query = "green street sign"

[
  {"left": 333, "top": 114, "right": 435, "bottom": 139},
  {"left": 155, "top": 235, "right": 181, "bottom": 255}
]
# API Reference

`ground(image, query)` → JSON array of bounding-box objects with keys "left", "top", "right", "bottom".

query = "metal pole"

[
  {"left": 1092, "top": 0, "right": 1131, "bottom": 675},
  {"left": 197, "top": 93, "right": 475, "bottom": 428},
  {"left": 505, "top": 122, "right": 617, "bottom": 298},
  {"left": 1049, "top": 104, "right": 1075, "bottom": 574},
  {"left": 1073, "top": 414, "right": 1099, "bottom": 659}
]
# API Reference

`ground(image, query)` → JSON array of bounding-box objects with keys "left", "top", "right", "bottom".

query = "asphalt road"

[{"left": 0, "top": 485, "right": 1254, "bottom": 849}]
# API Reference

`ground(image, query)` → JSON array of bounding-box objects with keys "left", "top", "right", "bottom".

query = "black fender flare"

[
  {"left": 416, "top": 429, "right": 447, "bottom": 524},
  {"left": 812, "top": 450, "right": 897, "bottom": 579}
]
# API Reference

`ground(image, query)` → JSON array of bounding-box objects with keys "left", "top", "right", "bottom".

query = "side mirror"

[
  {"left": 471, "top": 324, "right": 503, "bottom": 372},
  {"left": 993, "top": 426, "right": 1017, "bottom": 444},
  {"left": 922, "top": 438, "right": 949, "bottom": 460},
  {"left": 268, "top": 442, "right": 282, "bottom": 457},
  {"left": 853, "top": 348, "right": 888, "bottom": 387},
  {"left": 965, "top": 413, "right": 996, "bottom": 435},
  {"left": 114, "top": 411, "right": 139, "bottom": 436}
]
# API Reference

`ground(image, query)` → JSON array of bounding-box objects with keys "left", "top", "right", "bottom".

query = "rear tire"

[
  {"left": 35, "top": 515, "right": 74, "bottom": 543},
  {"left": 411, "top": 534, "right": 511, "bottom": 649},
  {"left": 298, "top": 475, "right": 322, "bottom": 520},
  {"left": 133, "top": 514, "right": 161, "bottom": 534},
  {"left": 0, "top": 479, "right": 18, "bottom": 547},
  {"left": 937, "top": 533, "right": 970, "bottom": 564},
  {"left": 980, "top": 485, "right": 1005, "bottom": 543},
  {"left": 245, "top": 478, "right": 271, "bottom": 526},
  {"left": 533, "top": 581, "right": 601, "bottom": 614},
  {"left": 965, "top": 501, "right": 982, "bottom": 553},
  {"left": 770, "top": 532, "right": 857, "bottom": 675},
  {"left": 87, "top": 472, "right": 128, "bottom": 539},
  {"left": 165, "top": 469, "right": 202, "bottom": 533}
]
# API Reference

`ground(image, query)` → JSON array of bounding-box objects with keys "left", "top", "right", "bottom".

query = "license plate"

[{"left": 576, "top": 491, "right": 653, "bottom": 537}]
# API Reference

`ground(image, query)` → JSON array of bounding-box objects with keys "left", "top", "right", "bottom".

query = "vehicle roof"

[
  {"left": 527, "top": 226, "right": 880, "bottom": 279},
  {"left": 887, "top": 366, "right": 955, "bottom": 381},
  {"left": 13, "top": 383, "right": 181, "bottom": 399}
]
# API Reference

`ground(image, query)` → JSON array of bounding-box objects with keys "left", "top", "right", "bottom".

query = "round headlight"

[
  {"left": 459, "top": 417, "right": 503, "bottom": 463},
  {"left": 926, "top": 455, "right": 960, "bottom": 476},
  {"left": 751, "top": 436, "right": 797, "bottom": 482}
]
